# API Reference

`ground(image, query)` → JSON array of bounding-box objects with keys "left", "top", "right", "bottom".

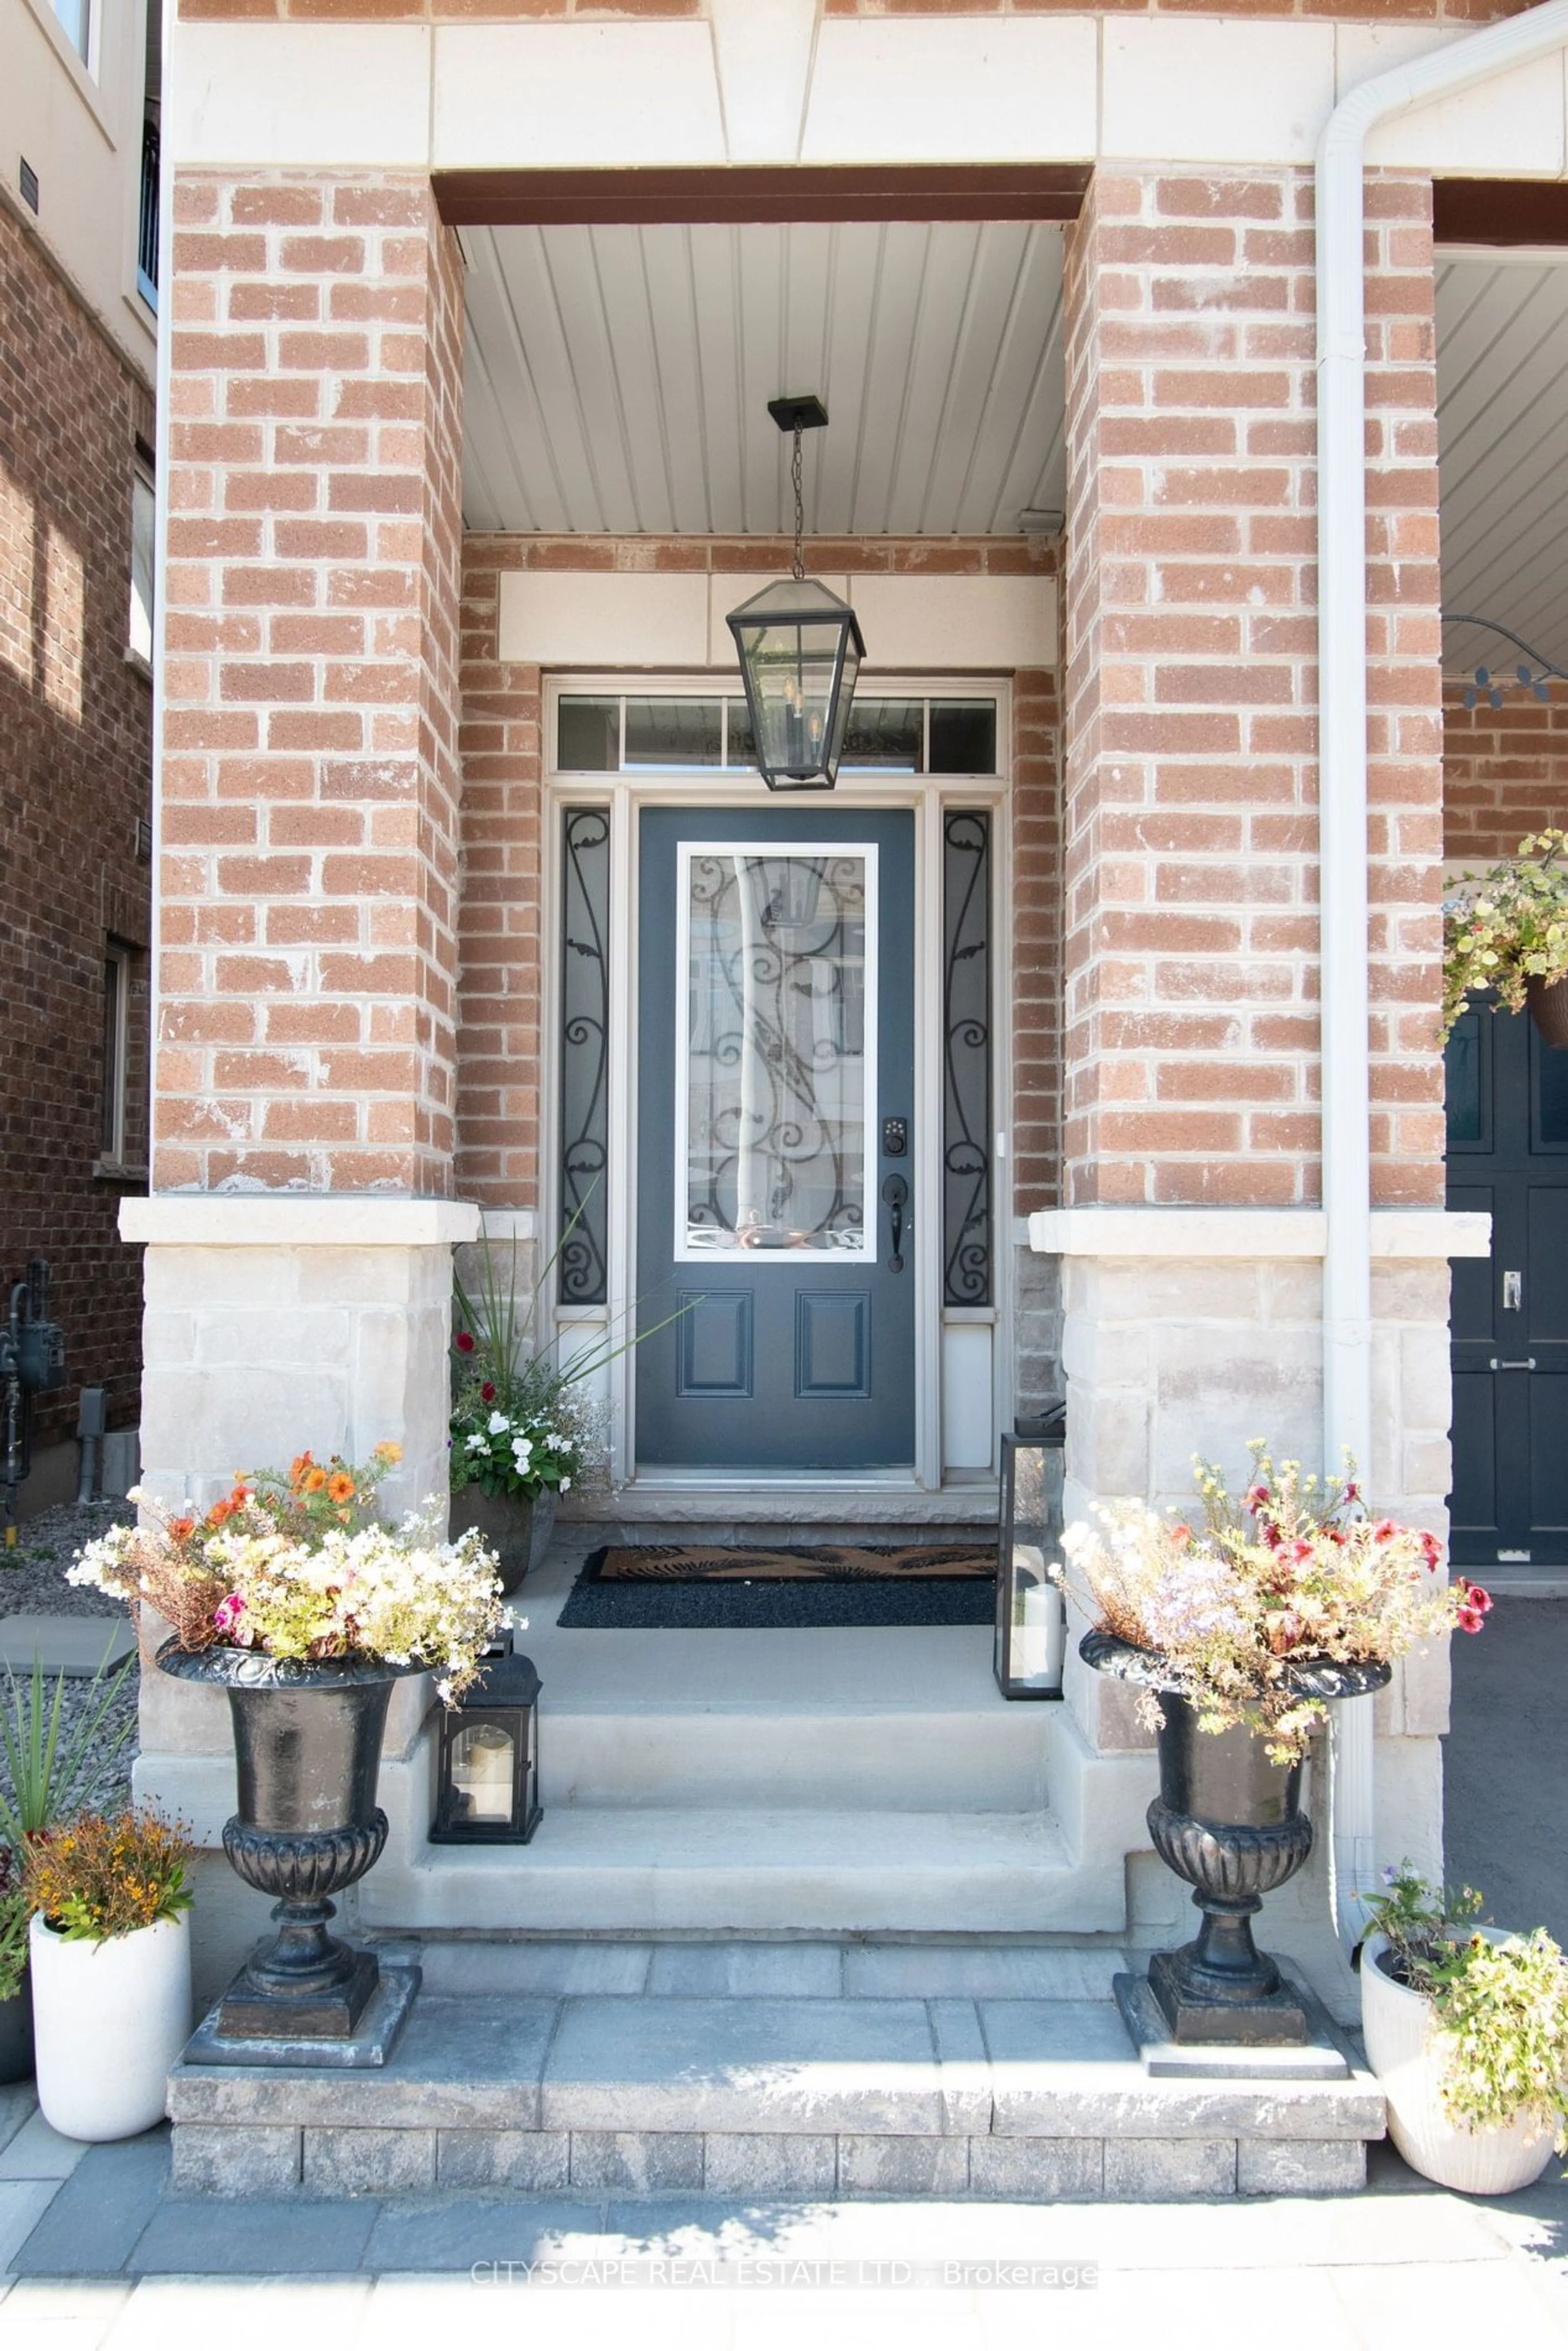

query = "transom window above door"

[{"left": 556, "top": 693, "right": 998, "bottom": 777}]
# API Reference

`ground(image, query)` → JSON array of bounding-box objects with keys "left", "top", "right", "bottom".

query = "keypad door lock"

[{"left": 882, "top": 1116, "right": 908, "bottom": 1158}]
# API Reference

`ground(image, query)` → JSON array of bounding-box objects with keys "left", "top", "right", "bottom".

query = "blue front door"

[{"left": 635, "top": 807, "right": 917, "bottom": 1471}]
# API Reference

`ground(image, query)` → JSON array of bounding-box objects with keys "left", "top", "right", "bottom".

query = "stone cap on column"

[
  {"left": 1025, "top": 1209, "right": 1492, "bottom": 1260},
  {"left": 120, "top": 1196, "right": 483, "bottom": 1247}
]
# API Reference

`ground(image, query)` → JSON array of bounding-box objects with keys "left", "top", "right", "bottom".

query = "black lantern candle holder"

[
  {"left": 993, "top": 1404, "right": 1067, "bottom": 1700},
  {"left": 431, "top": 1647, "right": 542, "bottom": 1844}
]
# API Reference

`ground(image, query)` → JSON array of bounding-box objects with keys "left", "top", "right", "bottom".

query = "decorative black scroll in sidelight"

[
  {"left": 559, "top": 808, "right": 610, "bottom": 1305},
  {"left": 942, "top": 811, "right": 993, "bottom": 1307}
]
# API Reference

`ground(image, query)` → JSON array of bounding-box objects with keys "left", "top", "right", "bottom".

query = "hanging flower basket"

[{"left": 1441, "top": 828, "right": 1568, "bottom": 1045}]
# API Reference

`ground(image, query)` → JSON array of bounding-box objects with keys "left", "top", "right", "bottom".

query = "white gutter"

[{"left": 1316, "top": 0, "right": 1568, "bottom": 1942}]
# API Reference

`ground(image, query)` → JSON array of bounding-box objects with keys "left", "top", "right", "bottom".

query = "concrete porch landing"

[{"left": 166, "top": 1939, "right": 1384, "bottom": 2202}]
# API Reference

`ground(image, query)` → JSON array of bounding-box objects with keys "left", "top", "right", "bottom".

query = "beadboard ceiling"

[
  {"left": 459, "top": 218, "right": 1067, "bottom": 539},
  {"left": 1438, "top": 253, "right": 1568, "bottom": 684}
]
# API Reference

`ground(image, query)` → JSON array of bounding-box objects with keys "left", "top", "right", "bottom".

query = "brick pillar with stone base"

[
  {"left": 131, "top": 171, "right": 474, "bottom": 2000},
  {"left": 1037, "top": 166, "right": 1460, "bottom": 2009}
]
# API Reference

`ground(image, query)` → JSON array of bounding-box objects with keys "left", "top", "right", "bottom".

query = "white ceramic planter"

[
  {"left": 29, "top": 1912, "right": 192, "bottom": 2143},
  {"left": 1361, "top": 1932, "right": 1557, "bottom": 2194}
]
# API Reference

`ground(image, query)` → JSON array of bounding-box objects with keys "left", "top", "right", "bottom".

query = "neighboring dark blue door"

[
  {"left": 635, "top": 807, "right": 916, "bottom": 1470},
  {"left": 1447, "top": 1002, "right": 1568, "bottom": 1567}
]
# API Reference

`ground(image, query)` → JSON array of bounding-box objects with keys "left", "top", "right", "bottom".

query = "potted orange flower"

[
  {"left": 25, "top": 1809, "right": 192, "bottom": 2140},
  {"left": 68, "top": 1445, "right": 504, "bottom": 2057}
]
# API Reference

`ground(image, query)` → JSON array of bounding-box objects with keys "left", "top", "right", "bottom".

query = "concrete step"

[
  {"left": 166, "top": 1955, "right": 1385, "bottom": 2202},
  {"left": 363, "top": 1803, "right": 1088, "bottom": 1934},
  {"left": 537, "top": 1701, "right": 1051, "bottom": 1812}
]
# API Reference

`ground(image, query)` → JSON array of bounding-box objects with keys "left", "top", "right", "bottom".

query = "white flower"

[
  {"left": 466, "top": 1434, "right": 488, "bottom": 1454},
  {"left": 511, "top": 1438, "right": 533, "bottom": 1466},
  {"left": 487, "top": 1411, "right": 510, "bottom": 1436},
  {"left": 559, "top": 1476, "right": 572, "bottom": 1494}
]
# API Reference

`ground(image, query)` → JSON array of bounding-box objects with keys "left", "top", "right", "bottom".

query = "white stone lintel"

[
  {"left": 1027, "top": 1209, "right": 1492, "bottom": 1262},
  {"left": 120, "top": 1195, "right": 482, "bottom": 1249}
]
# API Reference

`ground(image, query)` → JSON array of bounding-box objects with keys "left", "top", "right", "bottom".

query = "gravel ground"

[
  {"left": 0, "top": 1503, "right": 140, "bottom": 1819},
  {"left": 0, "top": 1501, "right": 129, "bottom": 1618},
  {"left": 0, "top": 1667, "right": 142, "bottom": 1823}
]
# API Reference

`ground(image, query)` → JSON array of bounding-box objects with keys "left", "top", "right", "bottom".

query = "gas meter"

[{"left": 2, "top": 1261, "right": 67, "bottom": 1542}]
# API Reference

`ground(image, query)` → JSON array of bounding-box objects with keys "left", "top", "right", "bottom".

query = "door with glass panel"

[{"left": 635, "top": 808, "right": 916, "bottom": 1469}]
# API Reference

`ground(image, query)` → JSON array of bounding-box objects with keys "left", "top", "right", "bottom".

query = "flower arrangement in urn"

[
  {"left": 1360, "top": 1864, "right": 1568, "bottom": 2193},
  {"left": 70, "top": 1441, "right": 505, "bottom": 1699},
  {"left": 1441, "top": 826, "right": 1568, "bottom": 1046},
  {"left": 1059, "top": 1443, "right": 1491, "bottom": 2049},
  {"left": 1059, "top": 1442, "right": 1488, "bottom": 1761},
  {"left": 69, "top": 1444, "right": 507, "bottom": 2057}
]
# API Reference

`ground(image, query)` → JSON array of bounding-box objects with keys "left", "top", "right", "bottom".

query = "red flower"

[
  {"left": 1419, "top": 1530, "right": 1443, "bottom": 1571},
  {"left": 1245, "top": 1483, "right": 1269, "bottom": 1511},
  {"left": 481, "top": 1381, "right": 496, "bottom": 1404},
  {"left": 1457, "top": 1605, "right": 1486, "bottom": 1635},
  {"left": 1372, "top": 1518, "right": 1399, "bottom": 1544},
  {"left": 1170, "top": 1523, "right": 1193, "bottom": 1548},
  {"left": 455, "top": 1331, "right": 476, "bottom": 1355},
  {"left": 1459, "top": 1579, "right": 1494, "bottom": 1615}
]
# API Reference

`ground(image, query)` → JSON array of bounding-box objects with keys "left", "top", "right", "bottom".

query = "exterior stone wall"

[
  {"left": 1060, "top": 166, "right": 1445, "bottom": 1213},
  {"left": 159, "top": 169, "right": 464, "bottom": 1196},
  {"left": 0, "top": 199, "right": 153, "bottom": 1459},
  {"left": 1443, "top": 678, "right": 1568, "bottom": 867}
]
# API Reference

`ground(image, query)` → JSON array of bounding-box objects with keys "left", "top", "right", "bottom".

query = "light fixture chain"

[{"left": 791, "top": 425, "right": 805, "bottom": 582}]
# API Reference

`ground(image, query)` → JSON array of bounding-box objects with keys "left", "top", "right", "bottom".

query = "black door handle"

[{"left": 882, "top": 1173, "right": 908, "bottom": 1273}]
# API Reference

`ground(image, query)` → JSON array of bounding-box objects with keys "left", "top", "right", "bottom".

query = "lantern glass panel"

[
  {"left": 726, "top": 578, "right": 864, "bottom": 792},
  {"left": 450, "top": 1721, "right": 515, "bottom": 1825},
  {"left": 994, "top": 1423, "right": 1066, "bottom": 1699}
]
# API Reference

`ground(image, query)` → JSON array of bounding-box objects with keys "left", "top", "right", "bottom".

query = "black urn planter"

[
  {"left": 0, "top": 1979, "right": 32, "bottom": 2085},
  {"left": 1082, "top": 1630, "right": 1389, "bottom": 2046},
  {"left": 158, "top": 1642, "right": 423, "bottom": 2056}
]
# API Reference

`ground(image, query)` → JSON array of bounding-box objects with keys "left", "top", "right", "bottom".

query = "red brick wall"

[
  {"left": 0, "top": 204, "right": 153, "bottom": 1450},
  {"left": 1059, "top": 166, "right": 1445, "bottom": 1211},
  {"left": 157, "top": 169, "right": 464, "bottom": 1194},
  {"left": 1443, "top": 680, "right": 1568, "bottom": 866},
  {"left": 456, "top": 533, "right": 1060, "bottom": 1213}
]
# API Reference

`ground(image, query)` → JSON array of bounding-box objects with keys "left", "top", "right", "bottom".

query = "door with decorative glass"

[{"left": 635, "top": 807, "right": 916, "bottom": 1469}]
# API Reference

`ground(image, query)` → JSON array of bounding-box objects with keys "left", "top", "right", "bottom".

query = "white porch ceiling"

[
  {"left": 1438, "top": 254, "right": 1568, "bottom": 684},
  {"left": 459, "top": 219, "right": 1067, "bottom": 539}
]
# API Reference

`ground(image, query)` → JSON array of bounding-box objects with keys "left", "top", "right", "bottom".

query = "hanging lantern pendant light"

[{"left": 726, "top": 396, "right": 866, "bottom": 793}]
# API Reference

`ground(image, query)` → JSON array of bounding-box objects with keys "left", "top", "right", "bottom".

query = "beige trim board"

[
  {"left": 121, "top": 1196, "right": 482, "bottom": 1247},
  {"left": 1027, "top": 1209, "right": 1492, "bottom": 1261}
]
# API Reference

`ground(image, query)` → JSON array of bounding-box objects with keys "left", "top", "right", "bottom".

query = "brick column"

[
  {"left": 1046, "top": 167, "right": 1451, "bottom": 1984},
  {"left": 137, "top": 170, "right": 472, "bottom": 1508},
  {"left": 158, "top": 170, "right": 464, "bottom": 1196}
]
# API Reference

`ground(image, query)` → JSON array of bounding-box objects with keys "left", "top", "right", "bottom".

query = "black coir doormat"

[{"left": 557, "top": 1543, "right": 997, "bottom": 1629}]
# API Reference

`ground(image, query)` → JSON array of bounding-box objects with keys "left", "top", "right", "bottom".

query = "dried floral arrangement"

[
  {"left": 68, "top": 1445, "right": 505, "bottom": 1701},
  {"left": 1056, "top": 1442, "right": 1490, "bottom": 1761}
]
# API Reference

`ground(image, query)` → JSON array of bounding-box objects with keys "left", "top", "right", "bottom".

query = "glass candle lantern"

[
  {"left": 431, "top": 1650, "right": 542, "bottom": 1844},
  {"left": 994, "top": 1405, "right": 1067, "bottom": 1699}
]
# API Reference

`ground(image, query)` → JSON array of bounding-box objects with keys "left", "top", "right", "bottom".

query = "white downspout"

[{"left": 1316, "top": 0, "right": 1568, "bottom": 1943}]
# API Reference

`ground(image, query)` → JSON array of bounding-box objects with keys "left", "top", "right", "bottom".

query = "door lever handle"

[{"left": 882, "top": 1173, "right": 908, "bottom": 1273}]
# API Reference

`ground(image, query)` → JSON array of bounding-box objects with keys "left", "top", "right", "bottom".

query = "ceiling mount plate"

[{"left": 768, "top": 394, "right": 829, "bottom": 434}]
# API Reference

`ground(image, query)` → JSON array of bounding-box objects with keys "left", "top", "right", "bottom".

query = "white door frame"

[{"left": 540, "top": 673, "right": 1013, "bottom": 1501}]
